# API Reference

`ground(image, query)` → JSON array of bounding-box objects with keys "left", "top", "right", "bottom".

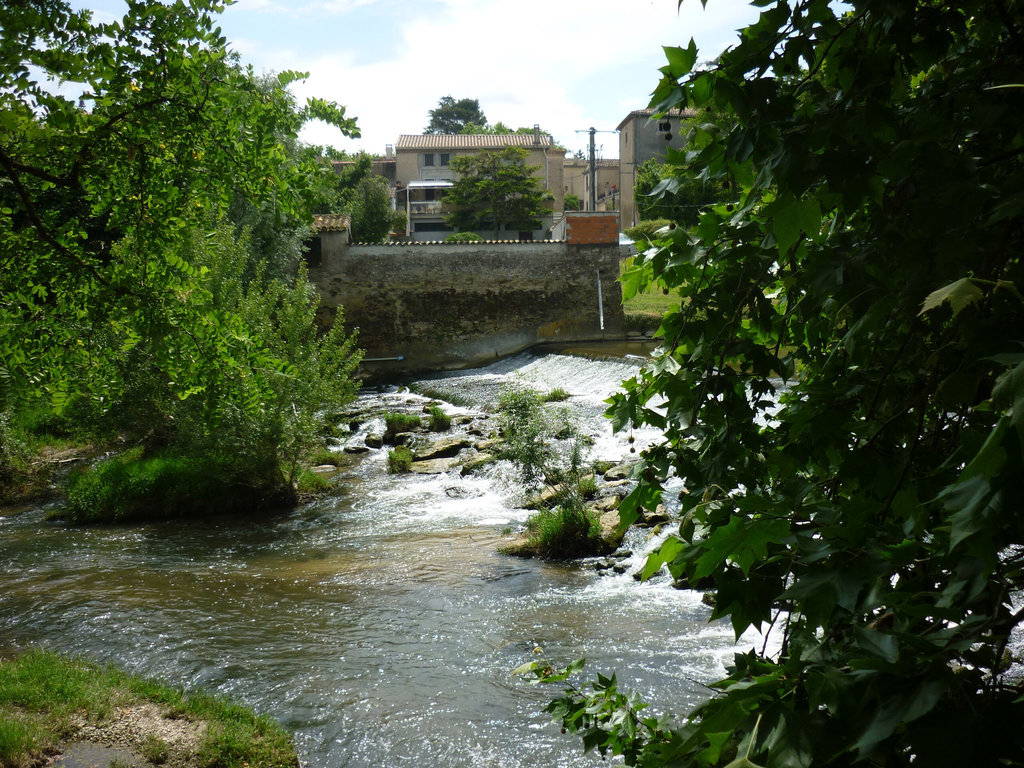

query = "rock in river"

[{"left": 412, "top": 436, "right": 473, "bottom": 461}]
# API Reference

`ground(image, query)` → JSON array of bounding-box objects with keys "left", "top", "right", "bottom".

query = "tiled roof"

[
  {"left": 395, "top": 133, "right": 553, "bottom": 150},
  {"left": 312, "top": 213, "right": 350, "bottom": 232},
  {"left": 616, "top": 107, "right": 697, "bottom": 132}
]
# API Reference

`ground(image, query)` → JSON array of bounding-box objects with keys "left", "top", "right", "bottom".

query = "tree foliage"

[
  {"left": 0, "top": 0, "right": 362, "bottom": 503},
  {"left": 445, "top": 147, "right": 547, "bottom": 239},
  {"left": 349, "top": 174, "right": 397, "bottom": 243},
  {"left": 634, "top": 156, "right": 731, "bottom": 227},
  {"left": 425, "top": 95, "right": 487, "bottom": 134},
  {"left": 529, "top": 1, "right": 1024, "bottom": 765}
]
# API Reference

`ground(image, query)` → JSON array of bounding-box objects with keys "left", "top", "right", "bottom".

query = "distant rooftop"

[
  {"left": 312, "top": 213, "right": 350, "bottom": 232},
  {"left": 396, "top": 133, "right": 553, "bottom": 150},
  {"left": 616, "top": 107, "right": 697, "bottom": 132}
]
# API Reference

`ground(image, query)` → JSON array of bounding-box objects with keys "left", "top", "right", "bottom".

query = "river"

[{"left": 0, "top": 351, "right": 757, "bottom": 767}]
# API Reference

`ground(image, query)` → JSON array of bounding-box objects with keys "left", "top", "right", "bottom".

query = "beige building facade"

[
  {"left": 563, "top": 158, "right": 621, "bottom": 212},
  {"left": 395, "top": 131, "right": 565, "bottom": 241}
]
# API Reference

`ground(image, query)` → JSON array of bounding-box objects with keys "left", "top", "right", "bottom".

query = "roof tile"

[{"left": 395, "top": 133, "right": 553, "bottom": 150}]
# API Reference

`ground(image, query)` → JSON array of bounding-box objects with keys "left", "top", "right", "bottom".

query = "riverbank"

[{"left": 0, "top": 650, "right": 298, "bottom": 768}]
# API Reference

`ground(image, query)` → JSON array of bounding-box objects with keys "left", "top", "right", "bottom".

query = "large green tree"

[
  {"left": 349, "top": 175, "right": 399, "bottom": 243},
  {"left": 445, "top": 147, "right": 547, "bottom": 239},
  {"left": 0, "top": 0, "right": 361, "bottom": 500},
  {"left": 425, "top": 95, "right": 487, "bottom": 134},
  {"left": 525, "top": 1, "right": 1024, "bottom": 765}
]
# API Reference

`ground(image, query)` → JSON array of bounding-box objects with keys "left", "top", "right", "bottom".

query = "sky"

[{"left": 71, "top": 0, "right": 762, "bottom": 159}]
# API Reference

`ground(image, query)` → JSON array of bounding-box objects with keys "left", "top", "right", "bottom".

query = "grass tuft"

[
  {"left": 383, "top": 412, "right": 421, "bottom": 443},
  {"left": 541, "top": 387, "right": 570, "bottom": 403},
  {"left": 524, "top": 503, "right": 605, "bottom": 559},
  {"left": 427, "top": 405, "right": 451, "bottom": 432},
  {"left": 386, "top": 446, "right": 413, "bottom": 473}
]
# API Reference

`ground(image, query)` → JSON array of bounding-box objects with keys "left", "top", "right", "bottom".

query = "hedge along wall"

[{"left": 310, "top": 240, "right": 625, "bottom": 375}]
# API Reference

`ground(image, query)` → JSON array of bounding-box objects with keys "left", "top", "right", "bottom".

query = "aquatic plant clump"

[
  {"left": 383, "top": 413, "right": 422, "bottom": 443},
  {"left": 428, "top": 404, "right": 452, "bottom": 432},
  {"left": 525, "top": 503, "right": 605, "bottom": 559},
  {"left": 386, "top": 446, "right": 413, "bottom": 473}
]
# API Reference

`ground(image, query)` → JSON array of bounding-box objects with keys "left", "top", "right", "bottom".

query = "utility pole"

[
  {"left": 588, "top": 127, "right": 597, "bottom": 212},
  {"left": 576, "top": 127, "right": 617, "bottom": 212}
]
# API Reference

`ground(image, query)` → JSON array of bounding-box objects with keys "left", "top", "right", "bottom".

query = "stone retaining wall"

[{"left": 311, "top": 240, "right": 624, "bottom": 375}]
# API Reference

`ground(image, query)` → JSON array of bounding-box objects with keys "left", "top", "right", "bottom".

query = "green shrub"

[
  {"left": 444, "top": 232, "right": 483, "bottom": 242},
  {"left": 307, "top": 448, "right": 343, "bottom": 467},
  {"left": 293, "top": 468, "right": 331, "bottom": 496},
  {"left": 541, "top": 387, "right": 570, "bottom": 402},
  {"left": 428, "top": 404, "right": 451, "bottom": 432},
  {"left": 62, "top": 447, "right": 290, "bottom": 523},
  {"left": 383, "top": 412, "right": 421, "bottom": 443},
  {"left": 497, "top": 385, "right": 552, "bottom": 488},
  {"left": 386, "top": 446, "right": 413, "bottom": 473},
  {"left": 623, "top": 219, "right": 672, "bottom": 243},
  {"left": 577, "top": 475, "right": 598, "bottom": 499}
]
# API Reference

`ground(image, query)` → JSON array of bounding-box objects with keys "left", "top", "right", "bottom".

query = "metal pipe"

[
  {"left": 596, "top": 269, "right": 604, "bottom": 331},
  {"left": 362, "top": 356, "right": 405, "bottom": 362}
]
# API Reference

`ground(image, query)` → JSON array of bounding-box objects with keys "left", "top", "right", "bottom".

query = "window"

[
  {"left": 414, "top": 222, "right": 452, "bottom": 232},
  {"left": 423, "top": 153, "right": 434, "bottom": 166},
  {"left": 439, "top": 153, "right": 450, "bottom": 167}
]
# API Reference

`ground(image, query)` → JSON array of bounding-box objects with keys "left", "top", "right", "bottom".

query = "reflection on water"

[{"left": 0, "top": 352, "right": 753, "bottom": 767}]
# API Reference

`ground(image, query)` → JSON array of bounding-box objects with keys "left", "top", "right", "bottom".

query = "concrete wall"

[{"left": 311, "top": 240, "right": 624, "bottom": 376}]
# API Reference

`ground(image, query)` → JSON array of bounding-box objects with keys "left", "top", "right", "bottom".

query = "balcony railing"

[{"left": 409, "top": 201, "right": 446, "bottom": 216}]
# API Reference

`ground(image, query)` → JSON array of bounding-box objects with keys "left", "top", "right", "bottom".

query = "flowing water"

[{"left": 0, "top": 351, "right": 758, "bottom": 767}]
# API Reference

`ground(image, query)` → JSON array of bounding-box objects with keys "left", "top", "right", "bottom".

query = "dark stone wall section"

[{"left": 310, "top": 242, "right": 625, "bottom": 375}]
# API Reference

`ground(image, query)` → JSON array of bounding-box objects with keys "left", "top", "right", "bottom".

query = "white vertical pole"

[{"left": 597, "top": 269, "right": 605, "bottom": 331}]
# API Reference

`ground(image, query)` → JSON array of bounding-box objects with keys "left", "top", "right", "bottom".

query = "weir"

[{"left": 309, "top": 212, "right": 627, "bottom": 376}]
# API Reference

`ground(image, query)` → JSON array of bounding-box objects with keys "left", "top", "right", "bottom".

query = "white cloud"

[{"left": 228, "top": 0, "right": 761, "bottom": 155}]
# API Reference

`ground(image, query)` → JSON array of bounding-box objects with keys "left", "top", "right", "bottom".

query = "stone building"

[{"left": 617, "top": 108, "right": 695, "bottom": 230}]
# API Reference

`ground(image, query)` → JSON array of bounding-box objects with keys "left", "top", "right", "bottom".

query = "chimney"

[
  {"left": 533, "top": 124, "right": 541, "bottom": 145},
  {"left": 385, "top": 144, "right": 394, "bottom": 159}
]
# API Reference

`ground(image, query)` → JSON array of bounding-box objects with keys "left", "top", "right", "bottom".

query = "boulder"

[
  {"left": 408, "top": 457, "right": 462, "bottom": 474},
  {"left": 640, "top": 504, "right": 671, "bottom": 527},
  {"left": 603, "top": 462, "right": 639, "bottom": 481},
  {"left": 474, "top": 438, "right": 501, "bottom": 452},
  {"left": 460, "top": 453, "right": 495, "bottom": 476},
  {"left": 364, "top": 433, "right": 384, "bottom": 449},
  {"left": 412, "top": 436, "right": 473, "bottom": 461},
  {"left": 591, "top": 495, "right": 620, "bottom": 513},
  {"left": 597, "top": 508, "right": 626, "bottom": 549},
  {"left": 343, "top": 445, "right": 370, "bottom": 454},
  {"left": 525, "top": 485, "right": 563, "bottom": 510}
]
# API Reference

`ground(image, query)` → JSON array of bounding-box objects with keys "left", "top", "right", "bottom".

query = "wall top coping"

[{"left": 349, "top": 239, "right": 568, "bottom": 246}]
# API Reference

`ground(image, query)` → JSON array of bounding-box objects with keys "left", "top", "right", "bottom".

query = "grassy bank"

[
  {"left": 619, "top": 257, "right": 678, "bottom": 334},
  {"left": 0, "top": 650, "right": 298, "bottom": 768}
]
